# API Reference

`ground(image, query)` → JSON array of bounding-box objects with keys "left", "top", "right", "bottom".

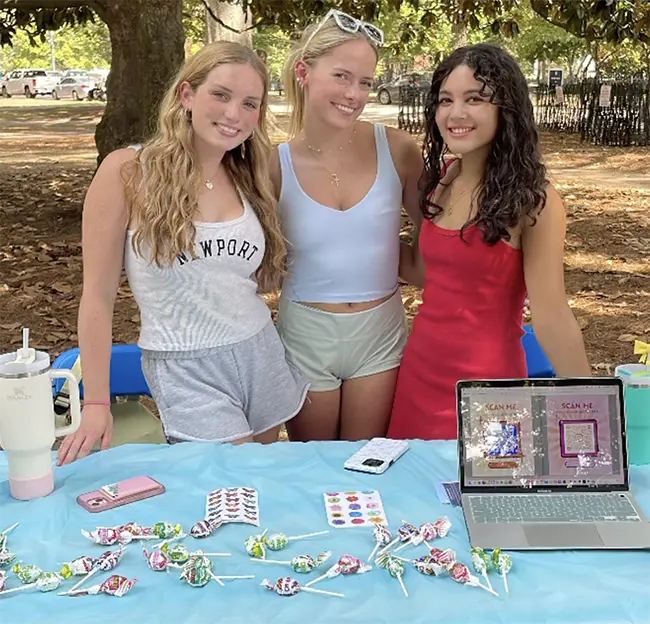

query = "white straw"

[
  {"left": 393, "top": 539, "right": 414, "bottom": 554},
  {"left": 288, "top": 530, "right": 329, "bottom": 541},
  {"left": 0, "top": 582, "right": 36, "bottom": 595},
  {"left": 482, "top": 570, "right": 494, "bottom": 593},
  {"left": 1, "top": 522, "right": 19, "bottom": 536},
  {"left": 475, "top": 581, "right": 499, "bottom": 597},
  {"left": 397, "top": 574, "right": 408, "bottom": 598},
  {"left": 369, "top": 542, "right": 381, "bottom": 561},
  {"left": 208, "top": 571, "right": 225, "bottom": 587},
  {"left": 377, "top": 536, "right": 400, "bottom": 556},
  {"left": 194, "top": 552, "right": 231, "bottom": 557},
  {"left": 249, "top": 558, "right": 290, "bottom": 565},
  {"left": 64, "top": 567, "right": 98, "bottom": 594},
  {"left": 301, "top": 586, "right": 345, "bottom": 598},
  {"left": 214, "top": 575, "right": 256, "bottom": 581},
  {"left": 502, "top": 571, "right": 509, "bottom": 594}
]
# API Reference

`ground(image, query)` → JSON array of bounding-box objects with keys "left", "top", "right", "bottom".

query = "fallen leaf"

[
  {"left": 617, "top": 334, "right": 637, "bottom": 342},
  {"left": 0, "top": 323, "right": 21, "bottom": 331}
]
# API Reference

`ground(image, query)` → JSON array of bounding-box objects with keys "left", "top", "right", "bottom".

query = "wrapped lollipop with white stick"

[
  {"left": 305, "top": 554, "right": 372, "bottom": 587},
  {"left": 471, "top": 547, "right": 494, "bottom": 593},
  {"left": 265, "top": 531, "right": 329, "bottom": 551},
  {"left": 369, "top": 525, "right": 392, "bottom": 560},
  {"left": 491, "top": 548, "right": 512, "bottom": 594}
]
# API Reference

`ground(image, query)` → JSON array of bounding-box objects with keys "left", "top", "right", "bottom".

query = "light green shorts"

[{"left": 277, "top": 289, "right": 408, "bottom": 392}]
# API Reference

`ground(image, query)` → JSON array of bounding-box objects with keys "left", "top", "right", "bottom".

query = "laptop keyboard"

[{"left": 468, "top": 493, "right": 641, "bottom": 524}]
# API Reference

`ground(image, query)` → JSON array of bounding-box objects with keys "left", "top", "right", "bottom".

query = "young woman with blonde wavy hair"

[
  {"left": 58, "top": 41, "right": 309, "bottom": 465},
  {"left": 270, "top": 11, "right": 423, "bottom": 442}
]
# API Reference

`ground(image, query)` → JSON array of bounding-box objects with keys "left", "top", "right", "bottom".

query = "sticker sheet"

[
  {"left": 323, "top": 490, "right": 387, "bottom": 528},
  {"left": 205, "top": 487, "right": 260, "bottom": 527}
]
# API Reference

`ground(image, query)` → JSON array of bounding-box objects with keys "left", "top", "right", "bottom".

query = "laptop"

[{"left": 457, "top": 377, "right": 650, "bottom": 550}]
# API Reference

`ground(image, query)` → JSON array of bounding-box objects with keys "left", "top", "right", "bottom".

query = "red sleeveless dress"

[{"left": 388, "top": 219, "right": 528, "bottom": 440}]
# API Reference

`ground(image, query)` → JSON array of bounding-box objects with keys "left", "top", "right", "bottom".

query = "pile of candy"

[
  {"left": 0, "top": 503, "right": 517, "bottom": 603},
  {"left": 368, "top": 518, "right": 511, "bottom": 598}
]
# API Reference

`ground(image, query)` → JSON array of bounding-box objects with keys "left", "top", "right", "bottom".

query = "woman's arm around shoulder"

[{"left": 522, "top": 184, "right": 591, "bottom": 376}]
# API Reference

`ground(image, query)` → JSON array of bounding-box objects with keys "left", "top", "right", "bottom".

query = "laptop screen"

[{"left": 457, "top": 379, "right": 628, "bottom": 492}]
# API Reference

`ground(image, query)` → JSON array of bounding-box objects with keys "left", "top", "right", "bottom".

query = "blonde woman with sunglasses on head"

[
  {"left": 57, "top": 42, "right": 309, "bottom": 465},
  {"left": 270, "top": 10, "right": 424, "bottom": 442}
]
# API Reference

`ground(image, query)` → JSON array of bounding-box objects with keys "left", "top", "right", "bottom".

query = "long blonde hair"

[
  {"left": 124, "top": 41, "right": 285, "bottom": 292},
  {"left": 283, "top": 18, "right": 379, "bottom": 138}
]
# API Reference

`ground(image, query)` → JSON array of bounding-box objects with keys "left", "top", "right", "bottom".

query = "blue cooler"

[{"left": 616, "top": 364, "right": 650, "bottom": 465}]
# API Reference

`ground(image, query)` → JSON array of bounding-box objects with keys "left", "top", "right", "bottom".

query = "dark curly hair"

[{"left": 421, "top": 43, "right": 547, "bottom": 244}]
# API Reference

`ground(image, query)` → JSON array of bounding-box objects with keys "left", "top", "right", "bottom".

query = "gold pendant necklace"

[{"left": 302, "top": 125, "right": 356, "bottom": 187}]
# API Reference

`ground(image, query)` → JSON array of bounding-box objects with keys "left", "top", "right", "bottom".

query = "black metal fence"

[
  {"left": 397, "top": 80, "right": 650, "bottom": 147},
  {"left": 397, "top": 86, "right": 429, "bottom": 135},
  {"left": 535, "top": 79, "right": 649, "bottom": 147}
]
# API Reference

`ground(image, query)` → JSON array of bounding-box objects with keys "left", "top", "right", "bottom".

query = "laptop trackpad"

[{"left": 524, "top": 524, "right": 603, "bottom": 548}]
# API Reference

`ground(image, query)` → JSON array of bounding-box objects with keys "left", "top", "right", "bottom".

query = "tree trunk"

[
  {"left": 452, "top": 21, "right": 468, "bottom": 48},
  {"left": 94, "top": 0, "right": 184, "bottom": 164},
  {"left": 205, "top": 0, "right": 252, "bottom": 47}
]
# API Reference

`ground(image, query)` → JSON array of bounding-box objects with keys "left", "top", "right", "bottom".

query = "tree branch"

[{"left": 200, "top": 0, "right": 268, "bottom": 34}]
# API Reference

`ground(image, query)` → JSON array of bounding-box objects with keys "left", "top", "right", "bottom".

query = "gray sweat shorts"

[{"left": 141, "top": 321, "right": 310, "bottom": 443}]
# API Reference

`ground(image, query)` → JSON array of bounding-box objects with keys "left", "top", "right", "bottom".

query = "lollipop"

[
  {"left": 491, "top": 548, "right": 512, "bottom": 594},
  {"left": 161, "top": 543, "right": 191, "bottom": 564},
  {"left": 0, "top": 572, "right": 62, "bottom": 595},
  {"left": 471, "top": 547, "right": 494, "bottom": 593},
  {"left": 305, "top": 554, "right": 372, "bottom": 587},
  {"left": 179, "top": 556, "right": 253, "bottom": 588},
  {"left": 81, "top": 527, "right": 131, "bottom": 546},
  {"left": 430, "top": 548, "right": 456, "bottom": 571},
  {"left": 386, "top": 557, "right": 409, "bottom": 598},
  {"left": 378, "top": 521, "right": 418, "bottom": 555},
  {"left": 0, "top": 523, "right": 19, "bottom": 552},
  {"left": 61, "top": 574, "right": 137, "bottom": 597},
  {"left": 0, "top": 571, "right": 6, "bottom": 591},
  {"left": 63, "top": 546, "right": 126, "bottom": 594},
  {"left": 450, "top": 562, "right": 498, "bottom": 596},
  {"left": 369, "top": 525, "right": 392, "bottom": 560},
  {"left": 394, "top": 522, "right": 438, "bottom": 553},
  {"left": 191, "top": 520, "right": 217, "bottom": 539},
  {"left": 265, "top": 530, "right": 329, "bottom": 551},
  {"left": 432, "top": 516, "right": 452, "bottom": 538},
  {"left": 262, "top": 577, "right": 344, "bottom": 598},
  {"left": 0, "top": 551, "right": 17, "bottom": 568},
  {"left": 12, "top": 563, "right": 43, "bottom": 584},
  {"left": 117, "top": 522, "right": 155, "bottom": 540},
  {"left": 60, "top": 556, "right": 95, "bottom": 579},
  {"left": 154, "top": 521, "right": 184, "bottom": 540},
  {"left": 142, "top": 544, "right": 177, "bottom": 572},
  {"left": 245, "top": 529, "right": 269, "bottom": 559},
  {"left": 179, "top": 558, "right": 213, "bottom": 587},
  {"left": 250, "top": 551, "right": 331, "bottom": 573},
  {"left": 411, "top": 555, "right": 446, "bottom": 577}
]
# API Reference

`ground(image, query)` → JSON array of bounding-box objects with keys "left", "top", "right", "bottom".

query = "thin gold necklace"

[{"left": 302, "top": 126, "right": 356, "bottom": 187}]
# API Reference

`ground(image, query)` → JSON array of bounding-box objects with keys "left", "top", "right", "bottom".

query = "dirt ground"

[{"left": 1, "top": 99, "right": 649, "bottom": 376}]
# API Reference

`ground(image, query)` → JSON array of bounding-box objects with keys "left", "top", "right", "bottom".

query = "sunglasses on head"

[{"left": 303, "top": 9, "right": 384, "bottom": 52}]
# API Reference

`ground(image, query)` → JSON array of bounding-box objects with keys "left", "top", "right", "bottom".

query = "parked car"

[
  {"left": 1, "top": 69, "right": 61, "bottom": 98},
  {"left": 376, "top": 72, "right": 432, "bottom": 105},
  {"left": 51, "top": 75, "right": 97, "bottom": 100}
]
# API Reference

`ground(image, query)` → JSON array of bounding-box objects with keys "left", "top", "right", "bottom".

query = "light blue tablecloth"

[{"left": 0, "top": 441, "right": 649, "bottom": 624}]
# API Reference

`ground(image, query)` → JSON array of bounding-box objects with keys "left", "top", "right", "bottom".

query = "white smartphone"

[{"left": 344, "top": 438, "right": 410, "bottom": 475}]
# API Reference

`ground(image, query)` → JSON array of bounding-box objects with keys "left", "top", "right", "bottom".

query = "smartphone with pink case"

[{"left": 77, "top": 476, "right": 165, "bottom": 512}]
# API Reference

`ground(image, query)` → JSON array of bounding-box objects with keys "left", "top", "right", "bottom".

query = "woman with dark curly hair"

[{"left": 388, "top": 43, "right": 590, "bottom": 440}]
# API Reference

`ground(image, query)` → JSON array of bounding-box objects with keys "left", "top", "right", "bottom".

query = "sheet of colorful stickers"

[
  {"left": 323, "top": 490, "right": 388, "bottom": 528},
  {"left": 205, "top": 487, "right": 260, "bottom": 527}
]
